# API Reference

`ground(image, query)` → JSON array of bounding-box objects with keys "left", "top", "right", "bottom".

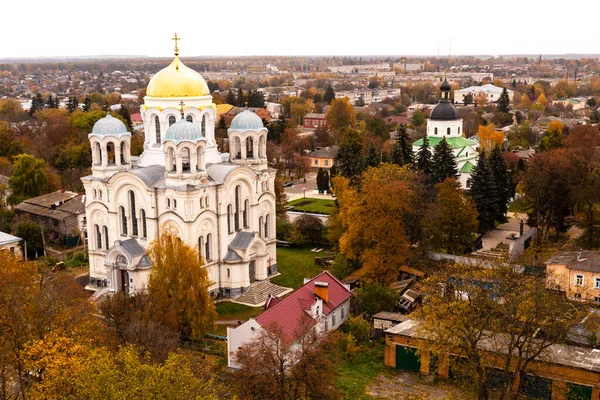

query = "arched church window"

[
  {"left": 98, "top": 190, "right": 102, "bottom": 200},
  {"left": 94, "top": 142, "right": 102, "bottom": 166},
  {"left": 447, "top": 127, "right": 451, "bottom": 135},
  {"left": 169, "top": 115, "right": 176, "bottom": 126},
  {"left": 186, "top": 115, "right": 193, "bottom": 123},
  {"left": 259, "top": 216, "right": 263, "bottom": 237},
  {"left": 205, "top": 196, "right": 209, "bottom": 208},
  {"left": 200, "top": 198, "right": 204, "bottom": 209},
  {"left": 93, "top": 189, "right": 97, "bottom": 199},
  {"left": 120, "top": 206, "right": 128, "bottom": 235},
  {"left": 95, "top": 224, "right": 101, "bottom": 249},
  {"left": 167, "top": 147, "right": 175, "bottom": 172},
  {"left": 120, "top": 141, "right": 126, "bottom": 164},
  {"left": 129, "top": 191, "right": 138, "bottom": 237},
  {"left": 103, "top": 225, "right": 109, "bottom": 250},
  {"left": 205, "top": 233, "right": 212, "bottom": 261},
  {"left": 198, "top": 236, "right": 204, "bottom": 261},
  {"left": 196, "top": 147, "right": 204, "bottom": 171},
  {"left": 141, "top": 209, "right": 147, "bottom": 239},
  {"left": 167, "top": 199, "right": 171, "bottom": 209},
  {"left": 246, "top": 137, "right": 254, "bottom": 159},
  {"left": 234, "top": 186, "right": 241, "bottom": 231},
  {"left": 201, "top": 115, "right": 206, "bottom": 136},
  {"left": 106, "top": 142, "right": 116, "bottom": 165},
  {"left": 173, "top": 199, "right": 177, "bottom": 209},
  {"left": 182, "top": 148, "right": 190, "bottom": 172},
  {"left": 434, "top": 127, "right": 438, "bottom": 135},
  {"left": 227, "top": 204, "right": 233, "bottom": 234},
  {"left": 243, "top": 199, "right": 249, "bottom": 228},
  {"left": 265, "top": 214, "right": 270, "bottom": 238},
  {"left": 227, "top": 268, "right": 230, "bottom": 278},
  {"left": 155, "top": 116, "right": 161, "bottom": 143}
]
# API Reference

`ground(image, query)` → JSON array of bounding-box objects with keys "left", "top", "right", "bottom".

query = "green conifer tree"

[
  {"left": 29, "top": 92, "right": 44, "bottom": 116},
  {"left": 119, "top": 103, "right": 133, "bottom": 131},
  {"left": 469, "top": 152, "right": 498, "bottom": 233},
  {"left": 498, "top": 88, "right": 510, "bottom": 114},
  {"left": 390, "top": 140, "right": 403, "bottom": 166},
  {"left": 337, "top": 128, "right": 365, "bottom": 178},
  {"left": 431, "top": 137, "right": 458, "bottom": 184},
  {"left": 324, "top": 85, "right": 335, "bottom": 104},
  {"left": 366, "top": 142, "right": 379, "bottom": 168},
  {"left": 488, "top": 146, "right": 511, "bottom": 223},
  {"left": 416, "top": 135, "right": 433, "bottom": 175},
  {"left": 82, "top": 96, "right": 91, "bottom": 112},
  {"left": 398, "top": 124, "right": 413, "bottom": 166},
  {"left": 226, "top": 90, "right": 237, "bottom": 106}
]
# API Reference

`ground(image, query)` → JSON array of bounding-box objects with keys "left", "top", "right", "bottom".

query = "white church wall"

[{"left": 427, "top": 119, "right": 464, "bottom": 137}]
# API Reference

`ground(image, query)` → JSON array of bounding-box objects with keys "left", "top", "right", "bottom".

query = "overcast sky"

[{"left": 1, "top": 0, "right": 597, "bottom": 58}]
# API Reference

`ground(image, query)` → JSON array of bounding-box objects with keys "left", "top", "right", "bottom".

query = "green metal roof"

[
  {"left": 459, "top": 161, "right": 474, "bottom": 173},
  {"left": 413, "top": 136, "right": 477, "bottom": 149}
]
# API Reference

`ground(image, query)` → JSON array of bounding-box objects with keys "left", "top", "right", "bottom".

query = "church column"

[
  {"left": 115, "top": 143, "right": 121, "bottom": 166},
  {"left": 253, "top": 137, "right": 259, "bottom": 160},
  {"left": 102, "top": 142, "right": 108, "bottom": 167},
  {"left": 191, "top": 150, "right": 198, "bottom": 172},
  {"left": 176, "top": 151, "right": 183, "bottom": 174},
  {"left": 241, "top": 139, "right": 247, "bottom": 161}
]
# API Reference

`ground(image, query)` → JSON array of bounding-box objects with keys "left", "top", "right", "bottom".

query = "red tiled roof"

[
  {"left": 255, "top": 271, "right": 352, "bottom": 340},
  {"left": 130, "top": 113, "right": 142, "bottom": 122}
]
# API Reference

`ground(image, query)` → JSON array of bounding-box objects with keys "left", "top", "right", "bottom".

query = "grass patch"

[
  {"left": 215, "top": 302, "right": 261, "bottom": 320},
  {"left": 272, "top": 246, "right": 328, "bottom": 289},
  {"left": 508, "top": 197, "right": 529, "bottom": 213},
  {"left": 287, "top": 198, "right": 334, "bottom": 215},
  {"left": 335, "top": 341, "right": 387, "bottom": 399}
]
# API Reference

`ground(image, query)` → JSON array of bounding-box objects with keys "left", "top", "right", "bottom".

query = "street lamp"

[{"left": 303, "top": 188, "right": 306, "bottom": 198}]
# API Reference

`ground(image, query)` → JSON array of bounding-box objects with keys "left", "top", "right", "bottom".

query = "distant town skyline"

[{"left": 2, "top": 0, "right": 597, "bottom": 59}]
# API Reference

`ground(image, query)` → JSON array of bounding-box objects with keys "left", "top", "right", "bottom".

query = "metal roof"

[
  {"left": 0, "top": 231, "right": 22, "bottom": 246},
  {"left": 229, "top": 109, "right": 264, "bottom": 131},
  {"left": 118, "top": 238, "right": 147, "bottom": 258},
  {"left": 90, "top": 113, "right": 129, "bottom": 136},
  {"left": 224, "top": 248, "right": 242, "bottom": 261},
  {"left": 129, "top": 165, "right": 165, "bottom": 186},
  {"left": 545, "top": 251, "right": 599, "bottom": 266},
  {"left": 206, "top": 163, "right": 241, "bottom": 184},
  {"left": 229, "top": 231, "right": 256, "bottom": 250}
]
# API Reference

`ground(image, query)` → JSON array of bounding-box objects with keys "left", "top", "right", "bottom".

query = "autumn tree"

[
  {"left": 474, "top": 92, "right": 488, "bottom": 107},
  {"left": 7, "top": 154, "right": 49, "bottom": 205},
  {"left": 537, "top": 120, "right": 565, "bottom": 152},
  {"left": 338, "top": 164, "right": 414, "bottom": 284},
  {"left": 431, "top": 137, "right": 458, "bottom": 184},
  {"left": 326, "top": 97, "right": 356, "bottom": 132},
  {"left": 233, "top": 319, "right": 340, "bottom": 400},
  {"left": 477, "top": 124, "right": 504, "bottom": 153},
  {"left": 416, "top": 263, "right": 585, "bottom": 400},
  {"left": 423, "top": 178, "right": 478, "bottom": 253},
  {"left": 147, "top": 227, "right": 217, "bottom": 340}
]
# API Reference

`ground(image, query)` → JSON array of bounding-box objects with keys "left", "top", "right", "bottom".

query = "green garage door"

[
  {"left": 567, "top": 383, "right": 592, "bottom": 400},
  {"left": 395, "top": 345, "right": 420, "bottom": 372}
]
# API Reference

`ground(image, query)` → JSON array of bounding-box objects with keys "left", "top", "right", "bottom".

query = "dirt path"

[{"left": 367, "top": 372, "right": 470, "bottom": 400}]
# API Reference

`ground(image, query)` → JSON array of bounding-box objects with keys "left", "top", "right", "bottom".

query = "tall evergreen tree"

[
  {"left": 66, "top": 96, "right": 79, "bottom": 113},
  {"left": 498, "top": 88, "right": 510, "bottom": 114},
  {"left": 415, "top": 135, "right": 433, "bottom": 175},
  {"left": 247, "top": 90, "right": 265, "bottom": 107},
  {"left": 488, "top": 145, "right": 511, "bottom": 223},
  {"left": 337, "top": 128, "right": 365, "bottom": 178},
  {"left": 29, "top": 92, "right": 44, "bottom": 116},
  {"left": 324, "top": 85, "right": 335, "bottom": 104},
  {"left": 366, "top": 142, "right": 379, "bottom": 168},
  {"left": 119, "top": 103, "right": 133, "bottom": 131},
  {"left": 469, "top": 152, "right": 498, "bottom": 233},
  {"left": 316, "top": 168, "right": 330, "bottom": 193},
  {"left": 225, "top": 89, "right": 237, "bottom": 106},
  {"left": 390, "top": 139, "right": 403, "bottom": 166},
  {"left": 82, "top": 96, "right": 91, "bottom": 112},
  {"left": 237, "top": 88, "right": 246, "bottom": 106},
  {"left": 398, "top": 124, "right": 413, "bottom": 166},
  {"left": 431, "top": 137, "right": 458, "bottom": 184},
  {"left": 45, "top": 95, "right": 56, "bottom": 109}
]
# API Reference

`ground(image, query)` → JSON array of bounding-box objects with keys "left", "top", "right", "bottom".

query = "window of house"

[
  {"left": 574, "top": 293, "right": 582, "bottom": 299},
  {"left": 434, "top": 127, "right": 438, "bottom": 135},
  {"left": 325, "top": 160, "right": 329, "bottom": 166},
  {"left": 332, "top": 313, "right": 336, "bottom": 325},
  {"left": 575, "top": 274, "right": 584, "bottom": 286},
  {"left": 325, "top": 319, "right": 328, "bottom": 330},
  {"left": 314, "top": 160, "right": 318, "bottom": 165},
  {"left": 341, "top": 307, "right": 345, "bottom": 318},
  {"left": 595, "top": 297, "right": 600, "bottom": 303},
  {"left": 447, "top": 127, "right": 451, "bottom": 135},
  {"left": 595, "top": 277, "right": 600, "bottom": 289}
]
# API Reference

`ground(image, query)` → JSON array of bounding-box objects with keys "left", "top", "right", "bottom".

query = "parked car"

[{"left": 283, "top": 181, "right": 293, "bottom": 187}]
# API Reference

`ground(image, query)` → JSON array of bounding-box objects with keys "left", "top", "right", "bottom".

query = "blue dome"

[
  {"left": 164, "top": 117, "right": 204, "bottom": 142},
  {"left": 230, "top": 109, "right": 264, "bottom": 131},
  {"left": 91, "top": 113, "right": 128, "bottom": 136}
]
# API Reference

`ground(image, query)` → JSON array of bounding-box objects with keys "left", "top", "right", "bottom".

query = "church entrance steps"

[{"left": 231, "top": 280, "right": 293, "bottom": 307}]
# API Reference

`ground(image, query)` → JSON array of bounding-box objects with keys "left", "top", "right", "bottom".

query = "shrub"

[
  {"left": 344, "top": 315, "right": 371, "bottom": 343},
  {"left": 355, "top": 283, "right": 398, "bottom": 316}
]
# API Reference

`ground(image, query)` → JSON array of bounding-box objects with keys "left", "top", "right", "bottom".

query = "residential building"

[
  {"left": 14, "top": 190, "right": 85, "bottom": 247},
  {"left": 82, "top": 43, "right": 278, "bottom": 299},
  {"left": 335, "top": 88, "right": 401, "bottom": 106},
  {"left": 0, "top": 231, "right": 23, "bottom": 260},
  {"left": 385, "top": 319, "right": 600, "bottom": 399},
  {"left": 552, "top": 98, "right": 586, "bottom": 111},
  {"left": 303, "top": 113, "right": 328, "bottom": 129},
  {"left": 454, "top": 84, "right": 514, "bottom": 105},
  {"left": 545, "top": 251, "right": 600, "bottom": 302},
  {"left": 305, "top": 146, "right": 338, "bottom": 172},
  {"left": 265, "top": 102, "right": 283, "bottom": 119},
  {"left": 412, "top": 79, "right": 479, "bottom": 188},
  {"left": 227, "top": 271, "right": 353, "bottom": 368}
]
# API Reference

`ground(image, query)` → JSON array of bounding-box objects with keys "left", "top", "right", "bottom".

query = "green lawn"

[
  {"left": 271, "top": 246, "right": 329, "bottom": 289},
  {"left": 214, "top": 302, "right": 261, "bottom": 321},
  {"left": 508, "top": 197, "right": 529, "bottom": 213},
  {"left": 287, "top": 198, "right": 335, "bottom": 215},
  {"left": 335, "top": 341, "right": 387, "bottom": 399}
]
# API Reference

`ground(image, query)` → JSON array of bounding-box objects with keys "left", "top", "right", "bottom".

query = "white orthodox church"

[
  {"left": 82, "top": 39, "right": 277, "bottom": 299},
  {"left": 412, "top": 79, "right": 479, "bottom": 188}
]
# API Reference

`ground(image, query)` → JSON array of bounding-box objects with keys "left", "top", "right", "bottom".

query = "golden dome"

[{"left": 146, "top": 56, "right": 210, "bottom": 98}]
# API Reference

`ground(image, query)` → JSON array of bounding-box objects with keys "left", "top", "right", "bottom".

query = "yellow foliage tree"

[
  {"left": 537, "top": 92, "right": 548, "bottom": 106},
  {"left": 474, "top": 92, "right": 488, "bottom": 107},
  {"left": 326, "top": 97, "right": 357, "bottom": 132},
  {"left": 477, "top": 124, "right": 504, "bottom": 152},
  {"left": 337, "top": 164, "right": 414, "bottom": 284},
  {"left": 147, "top": 226, "right": 217, "bottom": 340}
]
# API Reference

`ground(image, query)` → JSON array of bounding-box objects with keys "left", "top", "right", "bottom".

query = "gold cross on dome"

[
  {"left": 179, "top": 100, "right": 185, "bottom": 117},
  {"left": 172, "top": 33, "right": 180, "bottom": 56}
]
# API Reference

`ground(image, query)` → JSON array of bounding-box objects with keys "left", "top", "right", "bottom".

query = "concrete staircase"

[{"left": 233, "top": 280, "right": 293, "bottom": 307}]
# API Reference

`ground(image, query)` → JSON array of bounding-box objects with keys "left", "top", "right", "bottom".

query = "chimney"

[{"left": 314, "top": 281, "right": 329, "bottom": 303}]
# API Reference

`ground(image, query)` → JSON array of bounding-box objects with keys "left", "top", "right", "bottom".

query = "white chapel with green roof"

[{"left": 412, "top": 79, "right": 479, "bottom": 188}]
